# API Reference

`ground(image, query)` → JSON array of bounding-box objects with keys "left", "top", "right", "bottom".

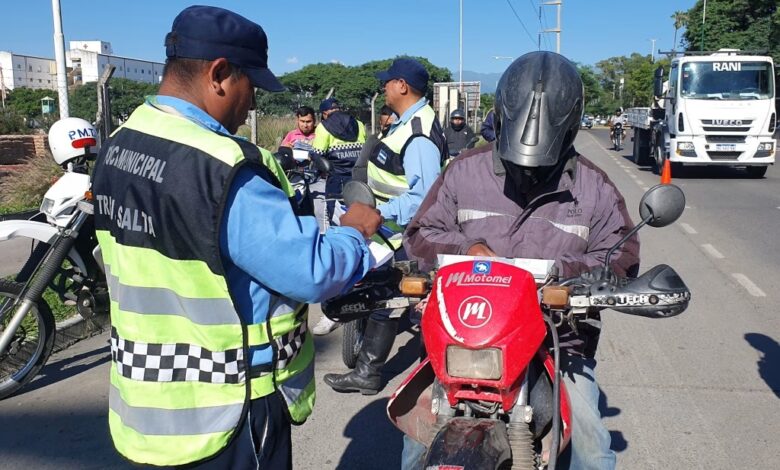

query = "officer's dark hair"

[
  {"left": 295, "top": 106, "right": 315, "bottom": 119},
  {"left": 162, "top": 58, "right": 245, "bottom": 85}
]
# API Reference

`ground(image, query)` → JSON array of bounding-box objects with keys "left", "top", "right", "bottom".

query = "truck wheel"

[
  {"left": 653, "top": 145, "right": 665, "bottom": 175},
  {"left": 746, "top": 166, "right": 768, "bottom": 178}
]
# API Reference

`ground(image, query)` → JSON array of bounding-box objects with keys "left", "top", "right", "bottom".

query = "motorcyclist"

[
  {"left": 443, "top": 108, "right": 477, "bottom": 157},
  {"left": 403, "top": 51, "right": 640, "bottom": 470},
  {"left": 608, "top": 107, "right": 626, "bottom": 147}
]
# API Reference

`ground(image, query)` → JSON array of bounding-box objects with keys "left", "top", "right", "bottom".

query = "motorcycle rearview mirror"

[
  {"left": 274, "top": 148, "right": 298, "bottom": 172},
  {"left": 603, "top": 184, "right": 685, "bottom": 275},
  {"left": 342, "top": 181, "right": 377, "bottom": 209},
  {"left": 639, "top": 183, "right": 685, "bottom": 228},
  {"left": 312, "top": 155, "right": 333, "bottom": 175}
]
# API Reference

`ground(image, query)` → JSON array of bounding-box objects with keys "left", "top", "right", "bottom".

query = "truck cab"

[{"left": 663, "top": 50, "right": 775, "bottom": 176}]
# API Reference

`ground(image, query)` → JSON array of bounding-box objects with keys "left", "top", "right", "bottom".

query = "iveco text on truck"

[{"left": 626, "top": 49, "right": 776, "bottom": 177}]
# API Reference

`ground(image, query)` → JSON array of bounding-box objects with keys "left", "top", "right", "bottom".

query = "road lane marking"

[
  {"left": 680, "top": 223, "right": 697, "bottom": 234},
  {"left": 732, "top": 273, "right": 766, "bottom": 297},
  {"left": 640, "top": 186, "right": 649, "bottom": 191},
  {"left": 701, "top": 244, "right": 725, "bottom": 259}
]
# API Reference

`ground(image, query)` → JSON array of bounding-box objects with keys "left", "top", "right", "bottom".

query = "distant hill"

[{"left": 460, "top": 71, "right": 502, "bottom": 94}]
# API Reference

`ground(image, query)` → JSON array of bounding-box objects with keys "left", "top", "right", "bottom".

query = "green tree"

[
  {"left": 480, "top": 93, "right": 494, "bottom": 114},
  {"left": 683, "top": 0, "right": 779, "bottom": 61},
  {"left": 6, "top": 87, "right": 58, "bottom": 119},
  {"left": 69, "top": 83, "right": 98, "bottom": 122},
  {"left": 257, "top": 56, "right": 452, "bottom": 117},
  {"left": 671, "top": 10, "right": 689, "bottom": 51}
]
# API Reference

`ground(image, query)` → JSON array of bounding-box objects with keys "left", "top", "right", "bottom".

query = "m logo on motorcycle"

[{"left": 458, "top": 296, "right": 492, "bottom": 328}]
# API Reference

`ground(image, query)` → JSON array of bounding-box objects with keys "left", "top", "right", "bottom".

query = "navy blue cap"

[
  {"left": 450, "top": 109, "right": 465, "bottom": 119},
  {"left": 165, "top": 6, "right": 284, "bottom": 92},
  {"left": 376, "top": 58, "right": 429, "bottom": 93},
  {"left": 319, "top": 98, "right": 341, "bottom": 113}
]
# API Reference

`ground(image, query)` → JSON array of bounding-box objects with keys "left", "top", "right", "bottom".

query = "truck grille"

[
  {"left": 707, "top": 151, "right": 741, "bottom": 160},
  {"left": 701, "top": 119, "right": 752, "bottom": 133},
  {"left": 705, "top": 135, "right": 747, "bottom": 143}
]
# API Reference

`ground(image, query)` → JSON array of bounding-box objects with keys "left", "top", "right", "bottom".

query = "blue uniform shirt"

[
  {"left": 377, "top": 98, "right": 442, "bottom": 226},
  {"left": 147, "top": 96, "right": 372, "bottom": 366}
]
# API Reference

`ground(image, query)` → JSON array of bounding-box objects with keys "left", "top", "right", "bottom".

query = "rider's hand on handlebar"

[
  {"left": 466, "top": 242, "right": 497, "bottom": 257},
  {"left": 340, "top": 202, "right": 382, "bottom": 239}
]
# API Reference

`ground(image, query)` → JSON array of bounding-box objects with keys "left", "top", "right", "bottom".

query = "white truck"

[{"left": 626, "top": 49, "right": 776, "bottom": 177}]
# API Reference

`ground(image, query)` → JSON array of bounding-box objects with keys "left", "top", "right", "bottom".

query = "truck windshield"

[{"left": 680, "top": 61, "right": 774, "bottom": 100}]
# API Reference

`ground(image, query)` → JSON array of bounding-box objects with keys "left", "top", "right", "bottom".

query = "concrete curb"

[{"left": 52, "top": 312, "right": 110, "bottom": 354}]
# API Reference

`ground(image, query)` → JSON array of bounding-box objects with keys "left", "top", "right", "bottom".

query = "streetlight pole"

[
  {"left": 51, "top": 0, "right": 69, "bottom": 118},
  {"left": 650, "top": 38, "right": 656, "bottom": 62},
  {"left": 459, "top": 0, "right": 463, "bottom": 93},
  {"left": 701, "top": 0, "right": 707, "bottom": 51}
]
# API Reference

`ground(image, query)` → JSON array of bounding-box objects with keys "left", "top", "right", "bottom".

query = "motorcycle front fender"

[
  {"left": 425, "top": 418, "right": 511, "bottom": 470},
  {"left": 387, "top": 359, "right": 437, "bottom": 446},
  {"left": 0, "top": 219, "right": 88, "bottom": 275}
]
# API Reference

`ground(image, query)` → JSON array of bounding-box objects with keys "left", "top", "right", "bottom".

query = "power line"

[
  {"left": 505, "top": 0, "right": 537, "bottom": 46},
  {"left": 540, "top": 4, "right": 552, "bottom": 50}
]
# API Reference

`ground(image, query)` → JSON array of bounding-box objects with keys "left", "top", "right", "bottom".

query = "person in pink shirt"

[{"left": 281, "top": 106, "right": 317, "bottom": 148}]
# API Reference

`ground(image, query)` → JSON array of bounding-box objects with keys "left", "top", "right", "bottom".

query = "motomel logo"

[
  {"left": 712, "top": 119, "right": 743, "bottom": 127},
  {"left": 457, "top": 296, "right": 493, "bottom": 328},
  {"left": 445, "top": 271, "right": 512, "bottom": 288}
]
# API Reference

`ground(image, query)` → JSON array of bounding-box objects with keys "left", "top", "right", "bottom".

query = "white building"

[
  {"left": 67, "top": 41, "right": 164, "bottom": 85},
  {"left": 0, "top": 40, "right": 164, "bottom": 93},
  {"left": 0, "top": 51, "right": 57, "bottom": 91}
]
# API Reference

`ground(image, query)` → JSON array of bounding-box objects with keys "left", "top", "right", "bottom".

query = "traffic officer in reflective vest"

[
  {"left": 91, "top": 6, "right": 380, "bottom": 468},
  {"left": 323, "top": 58, "right": 448, "bottom": 395}
]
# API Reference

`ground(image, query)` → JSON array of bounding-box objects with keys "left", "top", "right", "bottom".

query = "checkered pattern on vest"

[
  {"left": 275, "top": 323, "right": 307, "bottom": 369},
  {"left": 110, "top": 327, "right": 245, "bottom": 384}
]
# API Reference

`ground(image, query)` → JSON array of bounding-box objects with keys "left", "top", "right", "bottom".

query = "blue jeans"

[{"left": 400, "top": 356, "right": 615, "bottom": 470}]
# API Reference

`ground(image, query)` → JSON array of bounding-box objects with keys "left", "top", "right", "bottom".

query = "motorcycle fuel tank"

[{"left": 422, "top": 260, "right": 547, "bottom": 411}]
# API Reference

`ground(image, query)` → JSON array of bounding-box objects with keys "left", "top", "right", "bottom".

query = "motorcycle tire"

[
  {"left": 0, "top": 279, "right": 55, "bottom": 400},
  {"left": 341, "top": 317, "right": 367, "bottom": 369}
]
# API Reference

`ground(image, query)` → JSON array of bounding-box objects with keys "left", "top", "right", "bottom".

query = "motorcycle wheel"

[
  {"left": 0, "top": 279, "right": 55, "bottom": 400},
  {"left": 341, "top": 317, "right": 367, "bottom": 369}
]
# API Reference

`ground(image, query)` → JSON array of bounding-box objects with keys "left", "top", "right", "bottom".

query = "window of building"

[
  {"left": 48, "top": 80, "right": 51, "bottom": 84},
  {"left": 134, "top": 68, "right": 137, "bottom": 73},
  {"left": 38, "top": 79, "right": 42, "bottom": 83},
  {"left": 37, "top": 66, "right": 41, "bottom": 72},
  {"left": 17, "top": 64, "right": 21, "bottom": 69},
  {"left": 28, "top": 65, "right": 32, "bottom": 71},
  {"left": 141, "top": 69, "right": 144, "bottom": 74}
]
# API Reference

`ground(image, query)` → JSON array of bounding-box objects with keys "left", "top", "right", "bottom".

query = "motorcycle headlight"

[
  {"left": 40, "top": 197, "right": 55, "bottom": 215},
  {"left": 446, "top": 346, "right": 503, "bottom": 380}
]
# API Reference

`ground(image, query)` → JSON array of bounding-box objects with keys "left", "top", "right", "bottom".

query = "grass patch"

[{"left": 0, "top": 152, "right": 62, "bottom": 214}]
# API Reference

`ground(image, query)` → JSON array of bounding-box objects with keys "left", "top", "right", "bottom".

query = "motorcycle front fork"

[{"left": 0, "top": 211, "right": 87, "bottom": 356}]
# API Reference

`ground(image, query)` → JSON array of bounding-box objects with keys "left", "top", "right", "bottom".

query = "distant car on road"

[
  {"left": 599, "top": 118, "right": 608, "bottom": 125},
  {"left": 580, "top": 117, "right": 593, "bottom": 129}
]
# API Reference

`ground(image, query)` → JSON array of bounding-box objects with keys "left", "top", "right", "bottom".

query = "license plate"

[{"left": 715, "top": 144, "right": 737, "bottom": 151}]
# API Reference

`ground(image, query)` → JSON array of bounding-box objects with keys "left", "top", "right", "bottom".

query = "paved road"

[{"left": 1, "top": 129, "right": 778, "bottom": 469}]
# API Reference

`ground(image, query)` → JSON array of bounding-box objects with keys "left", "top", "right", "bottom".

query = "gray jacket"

[{"left": 405, "top": 145, "right": 640, "bottom": 356}]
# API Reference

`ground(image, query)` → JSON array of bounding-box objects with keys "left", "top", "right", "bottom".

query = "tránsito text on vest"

[{"left": 95, "top": 194, "right": 157, "bottom": 238}]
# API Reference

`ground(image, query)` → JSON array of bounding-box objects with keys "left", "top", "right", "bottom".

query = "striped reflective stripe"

[
  {"left": 269, "top": 296, "right": 303, "bottom": 320},
  {"left": 278, "top": 359, "right": 315, "bottom": 407},
  {"left": 531, "top": 217, "right": 590, "bottom": 241},
  {"left": 367, "top": 176, "right": 406, "bottom": 197},
  {"left": 457, "top": 209, "right": 514, "bottom": 223},
  {"left": 109, "top": 384, "right": 242, "bottom": 436},
  {"left": 105, "top": 266, "right": 239, "bottom": 326}
]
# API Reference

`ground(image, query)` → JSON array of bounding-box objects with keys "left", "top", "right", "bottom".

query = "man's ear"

[{"left": 207, "top": 58, "right": 232, "bottom": 95}]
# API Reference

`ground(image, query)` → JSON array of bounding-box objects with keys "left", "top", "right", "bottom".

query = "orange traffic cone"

[{"left": 660, "top": 159, "right": 672, "bottom": 184}]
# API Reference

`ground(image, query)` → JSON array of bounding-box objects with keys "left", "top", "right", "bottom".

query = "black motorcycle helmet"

[
  {"left": 615, "top": 108, "right": 622, "bottom": 116},
  {"left": 494, "top": 51, "right": 583, "bottom": 169}
]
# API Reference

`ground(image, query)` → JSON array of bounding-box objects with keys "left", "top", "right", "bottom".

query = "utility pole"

[
  {"left": 51, "top": 0, "right": 69, "bottom": 118},
  {"left": 700, "top": 0, "right": 707, "bottom": 51},
  {"left": 459, "top": 0, "right": 463, "bottom": 93},
  {"left": 543, "top": 0, "right": 562, "bottom": 54},
  {"left": 650, "top": 38, "right": 657, "bottom": 62},
  {"left": 0, "top": 65, "right": 6, "bottom": 109}
]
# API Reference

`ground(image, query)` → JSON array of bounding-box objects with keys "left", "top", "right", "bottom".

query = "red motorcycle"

[{"left": 387, "top": 184, "right": 691, "bottom": 469}]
